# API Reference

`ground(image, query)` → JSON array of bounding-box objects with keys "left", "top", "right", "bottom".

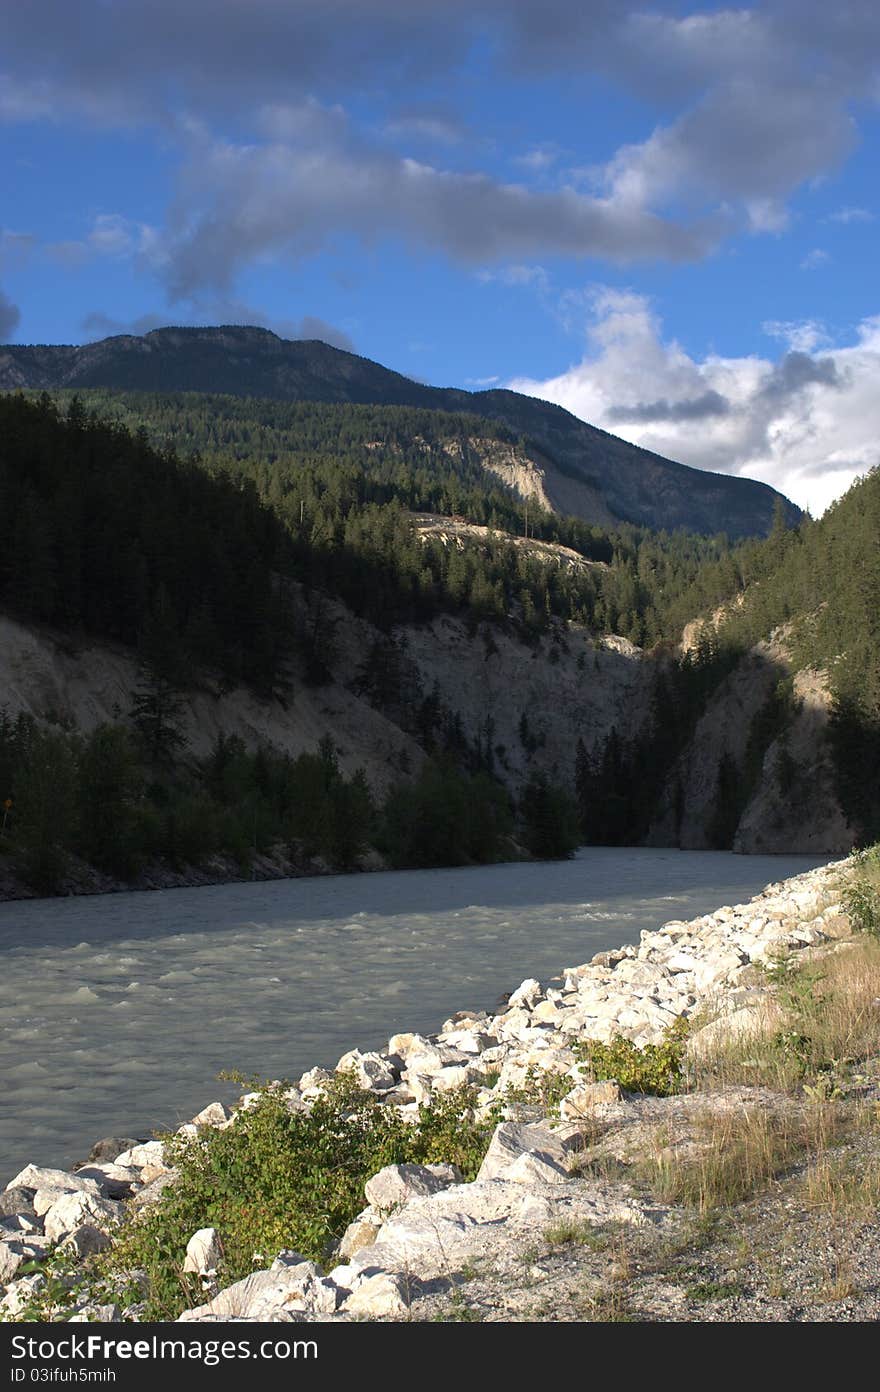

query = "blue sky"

[{"left": 2, "top": 1, "right": 879, "bottom": 514}]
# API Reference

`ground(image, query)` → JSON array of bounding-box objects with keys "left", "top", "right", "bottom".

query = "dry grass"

[
  {"left": 580, "top": 1280, "right": 634, "bottom": 1322},
  {"left": 636, "top": 1104, "right": 840, "bottom": 1213},
  {"left": 803, "top": 937, "right": 880, "bottom": 1063},
  {"left": 691, "top": 937, "right": 880, "bottom": 1094},
  {"left": 690, "top": 1018, "right": 803, "bottom": 1093},
  {"left": 818, "top": 1255, "right": 857, "bottom": 1304},
  {"left": 607, "top": 1230, "right": 633, "bottom": 1285},
  {"left": 803, "top": 1144, "right": 880, "bottom": 1218}
]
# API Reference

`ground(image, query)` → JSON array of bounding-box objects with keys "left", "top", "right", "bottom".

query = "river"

[{"left": 0, "top": 848, "right": 829, "bottom": 1179}]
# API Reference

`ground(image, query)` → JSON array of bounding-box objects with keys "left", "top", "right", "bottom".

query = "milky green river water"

[{"left": 0, "top": 847, "right": 828, "bottom": 1178}]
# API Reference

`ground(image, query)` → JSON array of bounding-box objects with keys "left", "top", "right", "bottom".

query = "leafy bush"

[
  {"left": 502, "top": 1066, "right": 574, "bottom": 1118},
  {"left": 573, "top": 1017, "right": 689, "bottom": 1097},
  {"left": 102, "top": 1075, "right": 495, "bottom": 1320},
  {"left": 841, "top": 845, "right": 880, "bottom": 937},
  {"left": 0, "top": 1251, "right": 87, "bottom": 1323}
]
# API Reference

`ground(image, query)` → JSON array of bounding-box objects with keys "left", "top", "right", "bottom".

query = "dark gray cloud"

[
  {"left": 4, "top": 3, "right": 876, "bottom": 199},
  {"left": 287, "top": 316, "right": 354, "bottom": 353},
  {"left": 0, "top": 2, "right": 638, "bottom": 122},
  {"left": 0, "top": 289, "right": 21, "bottom": 339},
  {"left": 1, "top": 1, "right": 485, "bottom": 122},
  {"left": 601, "top": 73, "right": 857, "bottom": 233},
  {"left": 159, "top": 121, "right": 714, "bottom": 301},
  {"left": 760, "top": 351, "right": 842, "bottom": 400},
  {"left": 799, "top": 454, "right": 869, "bottom": 479},
  {"left": 4, "top": 3, "right": 878, "bottom": 296},
  {"left": 608, "top": 389, "right": 730, "bottom": 424}
]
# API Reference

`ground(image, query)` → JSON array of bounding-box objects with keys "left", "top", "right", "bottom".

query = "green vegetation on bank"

[
  {"left": 83, "top": 1018, "right": 687, "bottom": 1320},
  {"left": 576, "top": 463, "right": 880, "bottom": 848},
  {"left": 575, "top": 1017, "right": 689, "bottom": 1098},
  {"left": 102, "top": 1075, "right": 497, "bottom": 1320},
  {"left": 0, "top": 712, "right": 579, "bottom": 893},
  {"left": 840, "top": 844, "right": 880, "bottom": 937}
]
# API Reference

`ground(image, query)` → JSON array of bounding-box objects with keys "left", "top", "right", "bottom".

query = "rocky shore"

[{"left": 4, "top": 853, "right": 877, "bottom": 1323}]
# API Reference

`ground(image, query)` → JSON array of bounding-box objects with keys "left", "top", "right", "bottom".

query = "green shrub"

[
  {"left": 573, "top": 1017, "right": 689, "bottom": 1097},
  {"left": 502, "top": 1066, "right": 574, "bottom": 1117},
  {"left": 841, "top": 846, "right": 880, "bottom": 937},
  {"left": 102, "top": 1075, "right": 494, "bottom": 1320},
  {"left": 0, "top": 1251, "right": 87, "bottom": 1323}
]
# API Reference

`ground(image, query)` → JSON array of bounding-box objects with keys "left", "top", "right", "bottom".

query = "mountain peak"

[{"left": 143, "top": 324, "right": 284, "bottom": 349}]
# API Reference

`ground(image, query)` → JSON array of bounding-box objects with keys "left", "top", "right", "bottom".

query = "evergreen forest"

[{"left": 1, "top": 387, "right": 878, "bottom": 893}]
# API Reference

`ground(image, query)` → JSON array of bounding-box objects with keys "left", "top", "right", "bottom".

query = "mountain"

[
  {"left": 0, "top": 392, "right": 871, "bottom": 904},
  {"left": 0, "top": 326, "right": 800, "bottom": 539}
]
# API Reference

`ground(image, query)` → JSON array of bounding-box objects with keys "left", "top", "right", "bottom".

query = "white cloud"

[
  {"left": 800, "top": 247, "right": 830, "bottom": 270},
  {"left": 828, "top": 205, "right": 875, "bottom": 224},
  {"left": 384, "top": 111, "right": 464, "bottom": 145},
  {"left": 477, "top": 263, "right": 550, "bottom": 290},
  {"left": 513, "top": 145, "right": 562, "bottom": 172},
  {"left": 763, "top": 319, "right": 830, "bottom": 353},
  {"left": 46, "top": 214, "right": 161, "bottom": 269},
  {"left": 87, "top": 214, "right": 146, "bottom": 258},
  {"left": 508, "top": 289, "right": 880, "bottom": 517}
]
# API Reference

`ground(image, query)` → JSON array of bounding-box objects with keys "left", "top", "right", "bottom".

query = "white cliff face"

[
  {"left": 0, "top": 588, "right": 855, "bottom": 858},
  {"left": 0, "top": 599, "right": 648, "bottom": 804},
  {"left": 0, "top": 611, "right": 423, "bottom": 797},
  {"left": 0, "top": 855, "right": 853, "bottom": 1322}
]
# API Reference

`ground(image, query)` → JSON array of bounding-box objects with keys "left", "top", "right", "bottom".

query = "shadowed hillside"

[{"left": 0, "top": 326, "right": 800, "bottom": 539}]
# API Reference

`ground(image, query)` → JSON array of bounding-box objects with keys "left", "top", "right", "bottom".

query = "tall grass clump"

[
  {"left": 692, "top": 937, "right": 880, "bottom": 1094},
  {"left": 640, "top": 1105, "right": 838, "bottom": 1212}
]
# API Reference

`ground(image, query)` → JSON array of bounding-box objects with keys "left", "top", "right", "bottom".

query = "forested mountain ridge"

[
  {"left": 0, "top": 325, "right": 800, "bottom": 539},
  {"left": 5, "top": 388, "right": 747, "bottom": 648},
  {"left": 0, "top": 393, "right": 644, "bottom": 893},
  {"left": 0, "top": 389, "right": 875, "bottom": 901},
  {"left": 586, "top": 460, "right": 880, "bottom": 856}
]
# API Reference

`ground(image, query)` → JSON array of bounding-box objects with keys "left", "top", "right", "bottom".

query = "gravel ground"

[{"left": 402, "top": 1086, "right": 880, "bottom": 1324}]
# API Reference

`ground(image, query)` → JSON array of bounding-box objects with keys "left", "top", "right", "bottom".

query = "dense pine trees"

[
  {"left": 0, "top": 394, "right": 584, "bottom": 890},
  {"left": 20, "top": 388, "right": 731, "bottom": 643},
  {"left": 4, "top": 387, "right": 880, "bottom": 879},
  {"left": 0, "top": 394, "right": 293, "bottom": 692}
]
